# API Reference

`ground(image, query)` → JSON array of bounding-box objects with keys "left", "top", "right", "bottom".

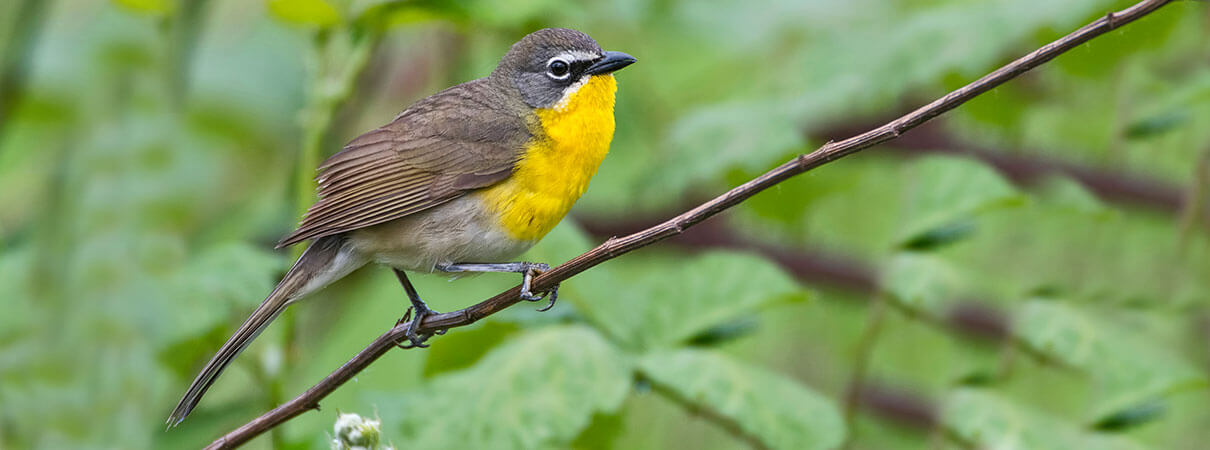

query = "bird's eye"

[{"left": 547, "top": 59, "right": 570, "bottom": 80}]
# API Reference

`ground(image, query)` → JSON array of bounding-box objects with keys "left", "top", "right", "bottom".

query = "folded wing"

[{"left": 277, "top": 80, "right": 531, "bottom": 248}]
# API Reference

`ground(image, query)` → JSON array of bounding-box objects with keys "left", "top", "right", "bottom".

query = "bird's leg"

[
  {"left": 392, "top": 269, "right": 445, "bottom": 349},
  {"left": 435, "top": 262, "right": 559, "bottom": 312}
]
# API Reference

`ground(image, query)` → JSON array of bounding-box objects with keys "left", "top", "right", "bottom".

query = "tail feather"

[{"left": 167, "top": 236, "right": 362, "bottom": 426}]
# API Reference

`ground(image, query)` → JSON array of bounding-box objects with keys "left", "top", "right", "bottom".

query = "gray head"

[{"left": 492, "top": 28, "right": 636, "bottom": 109}]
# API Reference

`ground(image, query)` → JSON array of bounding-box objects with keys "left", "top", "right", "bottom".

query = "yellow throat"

[{"left": 479, "top": 74, "right": 618, "bottom": 242}]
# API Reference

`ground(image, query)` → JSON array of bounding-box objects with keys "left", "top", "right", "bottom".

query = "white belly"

[{"left": 345, "top": 195, "right": 538, "bottom": 273}]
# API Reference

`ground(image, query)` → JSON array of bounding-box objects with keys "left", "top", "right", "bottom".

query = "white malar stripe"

[{"left": 552, "top": 75, "right": 591, "bottom": 111}]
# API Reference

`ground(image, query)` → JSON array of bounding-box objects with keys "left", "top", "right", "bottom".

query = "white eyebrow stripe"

[{"left": 550, "top": 50, "right": 600, "bottom": 63}]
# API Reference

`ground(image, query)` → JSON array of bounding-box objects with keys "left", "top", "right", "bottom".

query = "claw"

[
  {"left": 393, "top": 269, "right": 444, "bottom": 349},
  {"left": 394, "top": 304, "right": 437, "bottom": 349},
  {"left": 519, "top": 265, "right": 558, "bottom": 312},
  {"left": 536, "top": 283, "right": 559, "bottom": 312}
]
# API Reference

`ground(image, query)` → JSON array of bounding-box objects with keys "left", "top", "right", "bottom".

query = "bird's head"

[{"left": 493, "top": 28, "right": 636, "bottom": 109}]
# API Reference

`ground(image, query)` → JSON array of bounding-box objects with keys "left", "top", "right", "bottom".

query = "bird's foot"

[
  {"left": 518, "top": 263, "right": 559, "bottom": 312},
  {"left": 394, "top": 303, "right": 444, "bottom": 349},
  {"left": 436, "top": 261, "right": 560, "bottom": 312}
]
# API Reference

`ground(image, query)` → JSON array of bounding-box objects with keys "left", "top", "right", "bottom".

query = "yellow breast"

[{"left": 478, "top": 74, "right": 618, "bottom": 242}]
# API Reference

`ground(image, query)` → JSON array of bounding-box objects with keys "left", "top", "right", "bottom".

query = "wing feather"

[{"left": 277, "top": 79, "right": 531, "bottom": 248}]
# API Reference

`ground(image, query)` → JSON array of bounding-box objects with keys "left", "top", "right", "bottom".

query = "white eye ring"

[{"left": 546, "top": 58, "right": 571, "bottom": 80}]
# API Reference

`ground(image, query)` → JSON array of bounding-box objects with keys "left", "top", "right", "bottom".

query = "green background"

[{"left": 2, "top": 0, "right": 1209, "bottom": 448}]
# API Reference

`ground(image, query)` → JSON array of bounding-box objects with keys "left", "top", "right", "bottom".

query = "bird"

[{"left": 167, "top": 28, "right": 635, "bottom": 426}]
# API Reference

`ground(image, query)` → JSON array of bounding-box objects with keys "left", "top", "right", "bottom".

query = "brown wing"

[{"left": 276, "top": 79, "right": 533, "bottom": 248}]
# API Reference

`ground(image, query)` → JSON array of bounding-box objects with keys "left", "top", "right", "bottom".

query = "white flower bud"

[{"left": 331, "top": 412, "right": 383, "bottom": 450}]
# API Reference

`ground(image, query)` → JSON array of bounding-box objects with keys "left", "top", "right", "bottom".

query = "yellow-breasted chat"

[{"left": 168, "top": 28, "right": 635, "bottom": 425}]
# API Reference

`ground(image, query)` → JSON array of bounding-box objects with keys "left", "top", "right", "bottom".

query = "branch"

[{"left": 205, "top": 1, "right": 1177, "bottom": 447}]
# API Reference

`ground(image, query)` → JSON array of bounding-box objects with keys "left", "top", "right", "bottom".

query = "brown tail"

[{"left": 167, "top": 236, "right": 362, "bottom": 426}]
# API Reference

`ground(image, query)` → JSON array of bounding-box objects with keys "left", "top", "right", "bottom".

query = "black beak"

[{"left": 585, "top": 51, "right": 637, "bottom": 76}]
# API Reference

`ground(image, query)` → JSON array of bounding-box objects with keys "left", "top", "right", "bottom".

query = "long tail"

[{"left": 167, "top": 235, "right": 364, "bottom": 426}]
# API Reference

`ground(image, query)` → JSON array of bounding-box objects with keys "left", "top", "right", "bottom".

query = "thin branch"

[
  {"left": 849, "top": 383, "right": 940, "bottom": 433},
  {"left": 205, "top": 1, "right": 1177, "bottom": 447}
]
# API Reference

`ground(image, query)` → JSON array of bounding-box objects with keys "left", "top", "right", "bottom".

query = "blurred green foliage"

[{"left": 1, "top": 0, "right": 1208, "bottom": 449}]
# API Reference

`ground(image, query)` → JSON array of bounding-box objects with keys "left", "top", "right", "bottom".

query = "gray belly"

[{"left": 345, "top": 195, "right": 537, "bottom": 273}]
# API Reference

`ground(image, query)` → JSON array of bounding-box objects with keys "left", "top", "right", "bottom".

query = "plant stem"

[
  {"left": 165, "top": 0, "right": 210, "bottom": 108},
  {"left": 841, "top": 293, "right": 888, "bottom": 449},
  {"left": 273, "top": 26, "right": 381, "bottom": 448},
  {"left": 1178, "top": 148, "right": 1210, "bottom": 248},
  {"left": 293, "top": 30, "right": 378, "bottom": 252},
  {"left": 0, "top": 0, "right": 50, "bottom": 139}
]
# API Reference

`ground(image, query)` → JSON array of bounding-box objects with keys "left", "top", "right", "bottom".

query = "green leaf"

[
  {"left": 896, "top": 155, "right": 1024, "bottom": 246},
  {"left": 525, "top": 224, "right": 806, "bottom": 350},
  {"left": 1034, "top": 175, "right": 1114, "bottom": 219},
  {"left": 267, "top": 0, "right": 343, "bottom": 27},
  {"left": 943, "top": 389, "right": 1145, "bottom": 450},
  {"left": 391, "top": 326, "right": 632, "bottom": 449},
  {"left": 1125, "top": 109, "right": 1190, "bottom": 140},
  {"left": 654, "top": 102, "right": 805, "bottom": 202},
  {"left": 656, "top": 0, "right": 1117, "bottom": 203},
  {"left": 157, "top": 242, "right": 284, "bottom": 377},
  {"left": 1015, "top": 301, "right": 1208, "bottom": 422},
  {"left": 618, "top": 251, "right": 806, "bottom": 349},
  {"left": 900, "top": 220, "right": 976, "bottom": 251},
  {"left": 569, "top": 410, "right": 627, "bottom": 450},
  {"left": 113, "top": 0, "right": 175, "bottom": 15},
  {"left": 0, "top": 247, "right": 36, "bottom": 341},
  {"left": 685, "top": 317, "right": 760, "bottom": 347},
  {"left": 1092, "top": 400, "right": 1167, "bottom": 432},
  {"left": 165, "top": 242, "right": 285, "bottom": 343},
  {"left": 421, "top": 320, "right": 520, "bottom": 378},
  {"left": 639, "top": 349, "right": 844, "bottom": 450},
  {"left": 946, "top": 7, "right": 1208, "bottom": 184},
  {"left": 587, "top": 251, "right": 806, "bottom": 350},
  {"left": 351, "top": 0, "right": 468, "bottom": 31},
  {"left": 462, "top": 0, "right": 574, "bottom": 27},
  {"left": 882, "top": 252, "right": 961, "bottom": 314}
]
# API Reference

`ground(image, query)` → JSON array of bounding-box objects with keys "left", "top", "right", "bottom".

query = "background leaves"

[
  {"left": 639, "top": 350, "right": 845, "bottom": 450},
  {"left": 943, "top": 389, "right": 1146, "bottom": 450},
  {"left": 1014, "top": 300, "right": 1208, "bottom": 423},
  {"left": 2, "top": 0, "right": 1208, "bottom": 449},
  {"left": 383, "top": 326, "right": 632, "bottom": 449}
]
